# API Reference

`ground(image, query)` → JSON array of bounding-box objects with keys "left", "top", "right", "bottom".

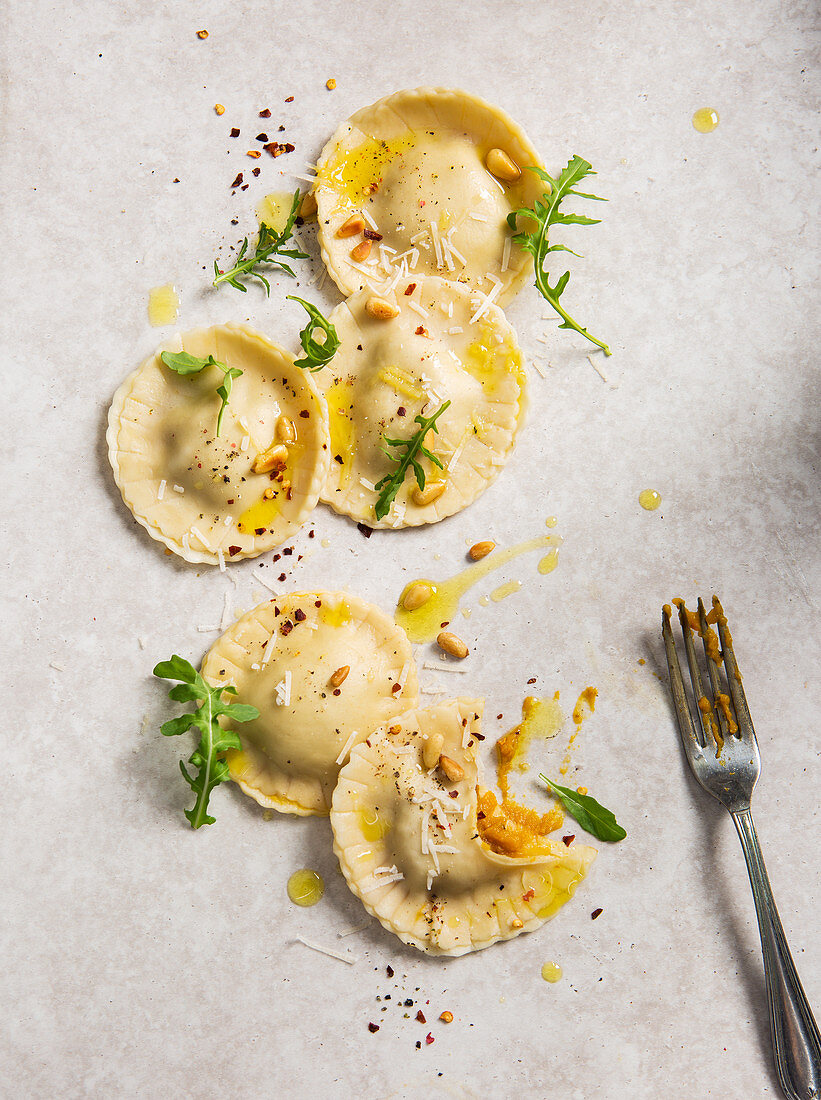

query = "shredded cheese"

[
  {"left": 275, "top": 670, "right": 292, "bottom": 707},
  {"left": 217, "top": 548, "right": 226, "bottom": 572},
  {"left": 157, "top": 479, "right": 166, "bottom": 500},
  {"left": 294, "top": 937, "right": 357, "bottom": 965},
  {"left": 256, "top": 572, "right": 278, "bottom": 594},
  {"left": 335, "top": 728, "right": 359, "bottom": 766},
  {"left": 172, "top": 484, "right": 185, "bottom": 494},
  {"left": 219, "top": 590, "right": 233, "bottom": 631},
  {"left": 501, "top": 235, "right": 511, "bottom": 273}
]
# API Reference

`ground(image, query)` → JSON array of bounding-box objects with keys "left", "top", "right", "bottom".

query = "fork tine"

[
  {"left": 676, "top": 600, "right": 718, "bottom": 750},
  {"left": 712, "top": 596, "right": 756, "bottom": 742},
  {"left": 697, "top": 597, "right": 729, "bottom": 752},
  {"left": 662, "top": 605, "right": 704, "bottom": 756}
]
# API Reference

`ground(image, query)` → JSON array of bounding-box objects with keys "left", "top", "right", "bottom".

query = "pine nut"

[
  {"left": 330, "top": 665, "right": 350, "bottom": 687},
  {"left": 437, "top": 631, "right": 469, "bottom": 659},
  {"left": 402, "top": 582, "right": 433, "bottom": 611},
  {"left": 337, "top": 214, "right": 365, "bottom": 238},
  {"left": 486, "top": 147, "right": 521, "bottom": 182},
  {"left": 351, "top": 239, "right": 372, "bottom": 262},
  {"left": 438, "top": 754, "right": 465, "bottom": 782},
  {"left": 275, "top": 416, "right": 296, "bottom": 444},
  {"left": 263, "top": 487, "right": 275, "bottom": 500},
  {"left": 365, "top": 295, "right": 399, "bottom": 320},
  {"left": 252, "top": 443, "right": 288, "bottom": 474},
  {"left": 299, "top": 191, "right": 317, "bottom": 218},
  {"left": 468, "top": 540, "right": 495, "bottom": 561},
  {"left": 412, "top": 481, "right": 446, "bottom": 506},
  {"left": 214, "top": 104, "right": 225, "bottom": 116},
  {"left": 439, "top": 1011, "right": 454, "bottom": 1024},
  {"left": 422, "top": 732, "right": 444, "bottom": 770}
]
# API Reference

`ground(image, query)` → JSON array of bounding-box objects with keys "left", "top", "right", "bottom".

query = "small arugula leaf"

[
  {"left": 507, "top": 155, "right": 610, "bottom": 356},
  {"left": 154, "top": 654, "right": 259, "bottom": 829},
  {"left": 286, "top": 295, "right": 340, "bottom": 371},
  {"left": 213, "top": 190, "right": 308, "bottom": 294},
  {"left": 160, "top": 351, "right": 243, "bottom": 438},
  {"left": 373, "top": 401, "right": 450, "bottom": 521},
  {"left": 539, "top": 775, "right": 626, "bottom": 842}
]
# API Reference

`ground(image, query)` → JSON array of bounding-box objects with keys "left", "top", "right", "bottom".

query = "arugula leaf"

[
  {"left": 373, "top": 400, "right": 450, "bottom": 521},
  {"left": 154, "top": 655, "right": 259, "bottom": 829},
  {"left": 213, "top": 189, "right": 308, "bottom": 294},
  {"left": 160, "top": 351, "right": 242, "bottom": 438},
  {"left": 286, "top": 295, "right": 340, "bottom": 371},
  {"left": 508, "top": 156, "right": 610, "bottom": 356},
  {"left": 539, "top": 774, "right": 626, "bottom": 842}
]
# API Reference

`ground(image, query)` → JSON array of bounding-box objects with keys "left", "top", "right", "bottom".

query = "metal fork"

[{"left": 662, "top": 596, "right": 821, "bottom": 1100}]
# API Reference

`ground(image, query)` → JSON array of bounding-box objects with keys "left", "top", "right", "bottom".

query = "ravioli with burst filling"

[
  {"left": 315, "top": 87, "right": 545, "bottom": 304},
  {"left": 318, "top": 276, "right": 526, "bottom": 528},
  {"left": 201, "top": 592, "right": 418, "bottom": 815},
  {"left": 331, "top": 699, "right": 596, "bottom": 955},
  {"left": 107, "top": 323, "right": 329, "bottom": 564}
]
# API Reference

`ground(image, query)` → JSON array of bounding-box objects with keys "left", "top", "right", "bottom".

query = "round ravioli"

[
  {"left": 201, "top": 591, "right": 418, "bottom": 815},
  {"left": 314, "top": 87, "right": 545, "bottom": 305},
  {"left": 331, "top": 699, "right": 596, "bottom": 956},
  {"left": 107, "top": 323, "right": 330, "bottom": 565},
  {"left": 318, "top": 277, "right": 526, "bottom": 528}
]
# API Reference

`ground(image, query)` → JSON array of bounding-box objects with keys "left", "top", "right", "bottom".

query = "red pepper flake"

[
  {"left": 227, "top": 499, "right": 234, "bottom": 504},
  {"left": 285, "top": 95, "right": 294, "bottom": 102},
  {"left": 299, "top": 409, "right": 310, "bottom": 418},
  {"left": 425, "top": 1033, "right": 434, "bottom": 1045},
  {"left": 230, "top": 172, "right": 244, "bottom": 188},
  {"left": 263, "top": 141, "right": 295, "bottom": 158},
  {"left": 562, "top": 834, "right": 575, "bottom": 846},
  {"left": 196, "top": 29, "right": 209, "bottom": 39},
  {"left": 256, "top": 132, "right": 269, "bottom": 142},
  {"left": 522, "top": 888, "right": 535, "bottom": 902},
  {"left": 496, "top": 713, "right": 503, "bottom": 720},
  {"left": 397, "top": 406, "right": 406, "bottom": 416},
  {"left": 391, "top": 683, "right": 402, "bottom": 694},
  {"left": 386, "top": 965, "right": 394, "bottom": 977},
  {"left": 230, "top": 127, "right": 240, "bottom": 137},
  {"left": 294, "top": 608, "right": 306, "bottom": 622},
  {"left": 591, "top": 907, "right": 604, "bottom": 920},
  {"left": 527, "top": 677, "right": 537, "bottom": 684},
  {"left": 404, "top": 283, "right": 417, "bottom": 295},
  {"left": 278, "top": 573, "right": 287, "bottom": 582},
  {"left": 363, "top": 228, "right": 383, "bottom": 241},
  {"left": 416, "top": 1010, "right": 426, "bottom": 1023},
  {"left": 415, "top": 325, "right": 429, "bottom": 337},
  {"left": 314, "top": 600, "right": 322, "bottom": 607},
  {"left": 357, "top": 524, "right": 373, "bottom": 538},
  {"left": 228, "top": 545, "right": 241, "bottom": 556},
  {"left": 308, "top": 530, "right": 315, "bottom": 539},
  {"left": 448, "top": 790, "right": 459, "bottom": 798},
  {"left": 280, "top": 620, "right": 294, "bottom": 636},
  {"left": 252, "top": 167, "right": 260, "bottom": 177},
  {"left": 367, "top": 1022, "right": 379, "bottom": 1033},
  {"left": 332, "top": 688, "right": 341, "bottom": 697},
  {"left": 254, "top": 527, "right": 265, "bottom": 535},
  {"left": 259, "top": 108, "right": 271, "bottom": 118}
]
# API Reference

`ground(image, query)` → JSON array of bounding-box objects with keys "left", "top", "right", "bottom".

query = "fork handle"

[{"left": 732, "top": 808, "right": 821, "bottom": 1099}]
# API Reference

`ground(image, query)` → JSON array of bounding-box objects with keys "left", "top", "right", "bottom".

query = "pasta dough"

[
  {"left": 331, "top": 699, "right": 596, "bottom": 955},
  {"left": 318, "top": 277, "right": 526, "bottom": 528},
  {"left": 315, "top": 87, "right": 545, "bottom": 304},
  {"left": 201, "top": 591, "right": 418, "bottom": 815},
  {"left": 107, "top": 323, "right": 329, "bottom": 564}
]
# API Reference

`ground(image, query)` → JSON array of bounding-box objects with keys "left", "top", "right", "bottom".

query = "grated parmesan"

[
  {"left": 500, "top": 235, "right": 511, "bottom": 273},
  {"left": 219, "top": 590, "right": 233, "bottom": 631},
  {"left": 406, "top": 299, "right": 429, "bottom": 319},
  {"left": 172, "top": 484, "right": 185, "bottom": 494},
  {"left": 335, "top": 728, "right": 359, "bottom": 765},
  {"left": 275, "top": 669, "right": 292, "bottom": 707},
  {"left": 256, "top": 571, "right": 278, "bottom": 594},
  {"left": 157, "top": 479, "right": 166, "bottom": 501},
  {"left": 217, "top": 548, "right": 226, "bottom": 572},
  {"left": 294, "top": 937, "right": 357, "bottom": 965}
]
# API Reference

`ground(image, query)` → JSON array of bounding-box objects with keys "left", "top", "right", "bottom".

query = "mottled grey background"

[{"left": 2, "top": 1, "right": 819, "bottom": 1097}]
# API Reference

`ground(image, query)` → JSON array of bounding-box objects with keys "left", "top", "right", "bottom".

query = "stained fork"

[{"left": 662, "top": 597, "right": 820, "bottom": 1100}]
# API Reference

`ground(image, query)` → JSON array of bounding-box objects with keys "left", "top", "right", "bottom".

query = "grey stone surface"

[{"left": 2, "top": 1, "right": 818, "bottom": 1097}]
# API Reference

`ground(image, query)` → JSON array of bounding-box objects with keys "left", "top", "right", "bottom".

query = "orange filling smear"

[
  {"left": 715, "top": 692, "right": 738, "bottom": 735},
  {"left": 698, "top": 695, "right": 724, "bottom": 756},
  {"left": 672, "top": 598, "right": 722, "bottom": 664},
  {"left": 476, "top": 788, "right": 563, "bottom": 857}
]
